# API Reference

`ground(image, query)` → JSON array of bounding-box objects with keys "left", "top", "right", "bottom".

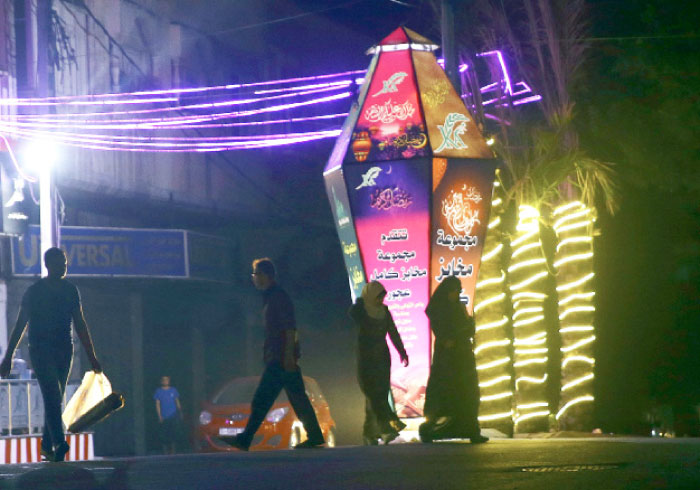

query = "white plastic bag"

[{"left": 62, "top": 371, "right": 112, "bottom": 428}]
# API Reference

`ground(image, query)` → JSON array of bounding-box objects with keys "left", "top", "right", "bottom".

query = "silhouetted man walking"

[
  {"left": 223, "top": 257, "right": 325, "bottom": 450},
  {"left": 0, "top": 247, "right": 101, "bottom": 462}
]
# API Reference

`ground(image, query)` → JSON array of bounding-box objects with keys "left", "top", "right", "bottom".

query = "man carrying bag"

[
  {"left": 62, "top": 370, "right": 124, "bottom": 434},
  {"left": 0, "top": 247, "right": 102, "bottom": 462}
]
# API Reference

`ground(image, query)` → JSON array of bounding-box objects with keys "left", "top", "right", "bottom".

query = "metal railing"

[{"left": 0, "top": 380, "right": 80, "bottom": 436}]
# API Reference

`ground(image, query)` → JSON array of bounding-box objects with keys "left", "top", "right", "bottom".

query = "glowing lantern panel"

[{"left": 325, "top": 27, "right": 497, "bottom": 417}]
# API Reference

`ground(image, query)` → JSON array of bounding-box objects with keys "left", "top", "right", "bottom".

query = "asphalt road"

[{"left": 1, "top": 438, "right": 699, "bottom": 490}]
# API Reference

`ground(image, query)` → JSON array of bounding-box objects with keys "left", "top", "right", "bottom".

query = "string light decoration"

[
  {"left": 509, "top": 205, "right": 550, "bottom": 433},
  {"left": 0, "top": 48, "right": 539, "bottom": 155},
  {"left": 473, "top": 177, "right": 515, "bottom": 435},
  {"left": 552, "top": 201, "right": 596, "bottom": 428}
]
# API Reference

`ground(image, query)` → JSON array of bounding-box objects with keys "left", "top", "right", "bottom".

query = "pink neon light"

[
  {"left": 480, "top": 82, "right": 500, "bottom": 93},
  {"left": 483, "top": 113, "right": 512, "bottom": 125},
  {"left": 11, "top": 130, "right": 342, "bottom": 152},
  {"left": 5, "top": 96, "right": 179, "bottom": 107},
  {"left": 439, "top": 51, "right": 541, "bottom": 109},
  {"left": 0, "top": 92, "right": 352, "bottom": 131},
  {"left": 11, "top": 84, "right": 349, "bottom": 121},
  {"left": 8, "top": 125, "right": 341, "bottom": 145},
  {"left": 512, "top": 95, "right": 543, "bottom": 106},
  {"left": 477, "top": 50, "right": 512, "bottom": 95},
  {"left": 0, "top": 70, "right": 365, "bottom": 105},
  {"left": 0, "top": 50, "right": 540, "bottom": 154},
  {"left": 252, "top": 80, "right": 352, "bottom": 95},
  {"left": 140, "top": 113, "right": 349, "bottom": 130}
]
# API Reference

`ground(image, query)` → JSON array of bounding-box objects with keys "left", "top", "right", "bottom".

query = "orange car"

[{"left": 194, "top": 376, "right": 337, "bottom": 451}]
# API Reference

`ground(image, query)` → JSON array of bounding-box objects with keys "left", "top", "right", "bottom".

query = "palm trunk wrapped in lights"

[
  {"left": 553, "top": 201, "right": 596, "bottom": 429},
  {"left": 509, "top": 204, "right": 551, "bottom": 433},
  {"left": 473, "top": 179, "right": 514, "bottom": 436},
  {"left": 464, "top": 0, "right": 618, "bottom": 436}
]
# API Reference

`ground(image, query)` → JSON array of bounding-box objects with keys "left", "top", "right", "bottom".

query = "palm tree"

[
  {"left": 473, "top": 174, "right": 515, "bottom": 436},
  {"left": 464, "top": 0, "right": 618, "bottom": 432}
]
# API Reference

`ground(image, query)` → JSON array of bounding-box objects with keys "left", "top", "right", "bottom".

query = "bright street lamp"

[{"left": 20, "top": 141, "right": 60, "bottom": 277}]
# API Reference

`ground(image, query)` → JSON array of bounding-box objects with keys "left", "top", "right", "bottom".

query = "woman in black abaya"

[
  {"left": 419, "top": 276, "right": 488, "bottom": 443},
  {"left": 349, "top": 281, "right": 409, "bottom": 445}
]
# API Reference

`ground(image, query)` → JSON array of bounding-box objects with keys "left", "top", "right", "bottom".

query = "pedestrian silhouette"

[
  {"left": 348, "top": 281, "right": 408, "bottom": 445},
  {"left": 419, "top": 276, "right": 488, "bottom": 443},
  {"left": 222, "top": 258, "right": 325, "bottom": 450},
  {"left": 0, "top": 247, "right": 102, "bottom": 462}
]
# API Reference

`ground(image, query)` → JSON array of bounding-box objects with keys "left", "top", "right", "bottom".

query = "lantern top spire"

[{"left": 366, "top": 27, "right": 439, "bottom": 54}]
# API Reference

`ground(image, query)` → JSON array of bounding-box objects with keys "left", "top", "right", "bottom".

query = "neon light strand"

[
  {"left": 512, "top": 307, "right": 543, "bottom": 320},
  {"left": 516, "top": 402, "right": 549, "bottom": 410},
  {"left": 556, "top": 396, "right": 594, "bottom": 420},
  {"left": 476, "top": 357, "right": 511, "bottom": 371},
  {"left": 553, "top": 201, "right": 597, "bottom": 430},
  {"left": 0, "top": 50, "right": 541, "bottom": 154},
  {"left": 475, "top": 316, "right": 508, "bottom": 332},
  {"left": 509, "top": 204, "right": 550, "bottom": 433},
  {"left": 0, "top": 48, "right": 540, "bottom": 109},
  {"left": 478, "top": 411, "right": 513, "bottom": 422},
  {"left": 0, "top": 70, "right": 366, "bottom": 105},
  {"left": 0, "top": 92, "right": 352, "bottom": 131},
  {"left": 473, "top": 293, "right": 506, "bottom": 313},
  {"left": 481, "top": 391, "right": 513, "bottom": 402},
  {"left": 5, "top": 125, "right": 343, "bottom": 144},
  {"left": 473, "top": 175, "right": 513, "bottom": 429},
  {"left": 515, "top": 410, "right": 550, "bottom": 424},
  {"left": 5, "top": 130, "right": 341, "bottom": 153},
  {"left": 476, "top": 272, "right": 505, "bottom": 289},
  {"left": 515, "top": 374, "right": 548, "bottom": 389},
  {"left": 474, "top": 339, "right": 510, "bottom": 355},
  {"left": 559, "top": 326, "right": 595, "bottom": 333},
  {"left": 514, "top": 348, "right": 548, "bottom": 355},
  {"left": 513, "top": 333, "right": 546, "bottom": 346},
  {"left": 513, "top": 315, "right": 545, "bottom": 328},
  {"left": 5, "top": 85, "right": 350, "bottom": 123},
  {"left": 479, "top": 375, "right": 512, "bottom": 388},
  {"left": 481, "top": 243, "right": 503, "bottom": 262},
  {"left": 562, "top": 356, "right": 595, "bottom": 368}
]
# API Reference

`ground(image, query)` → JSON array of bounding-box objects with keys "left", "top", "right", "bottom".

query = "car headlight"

[
  {"left": 199, "top": 410, "right": 212, "bottom": 426},
  {"left": 265, "top": 407, "right": 289, "bottom": 423}
]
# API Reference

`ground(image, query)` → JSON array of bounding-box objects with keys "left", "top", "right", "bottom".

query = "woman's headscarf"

[
  {"left": 425, "top": 275, "right": 463, "bottom": 320},
  {"left": 361, "top": 281, "right": 387, "bottom": 320}
]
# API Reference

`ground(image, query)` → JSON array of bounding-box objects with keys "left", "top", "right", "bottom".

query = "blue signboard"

[{"left": 13, "top": 225, "right": 188, "bottom": 278}]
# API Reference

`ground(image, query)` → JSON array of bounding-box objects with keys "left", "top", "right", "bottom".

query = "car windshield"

[{"left": 213, "top": 378, "right": 288, "bottom": 405}]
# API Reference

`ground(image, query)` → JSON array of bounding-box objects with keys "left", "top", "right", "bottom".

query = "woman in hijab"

[
  {"left": 349, "top": 281, "right": 409, "bottom": 445},
  {"left": 419, "top": 275, "right": 488, "bottom": 443}
]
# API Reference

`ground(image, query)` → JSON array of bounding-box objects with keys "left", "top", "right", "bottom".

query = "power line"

[
  {"left": 206, "top": 1, "right": 368, "bottom": 37},
  {"left": 582, "top": 33, "right": 699, "bottom": 42}
]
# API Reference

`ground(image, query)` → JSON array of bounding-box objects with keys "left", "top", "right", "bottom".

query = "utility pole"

[
  {"left": 441, "top": 0, "right": 460, "bottom": 92},
  {"left": 35, "top": 0, "right": 59, "bottom": 276}
]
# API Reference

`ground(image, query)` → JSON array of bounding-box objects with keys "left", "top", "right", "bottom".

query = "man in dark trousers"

[
  {"left": 154, "top": 375, "right": 183, "bottom": 454},
  {"left": 0, "top": 247, "right": 101, "bottom": 462},
  {"left": 223, "top": 257, "right": 325, "bottom": 450}
]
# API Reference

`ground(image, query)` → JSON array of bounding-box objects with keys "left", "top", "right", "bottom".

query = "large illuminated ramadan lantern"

[{"left": 324, "top": 27, "right": 497, "bottom": 418}]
